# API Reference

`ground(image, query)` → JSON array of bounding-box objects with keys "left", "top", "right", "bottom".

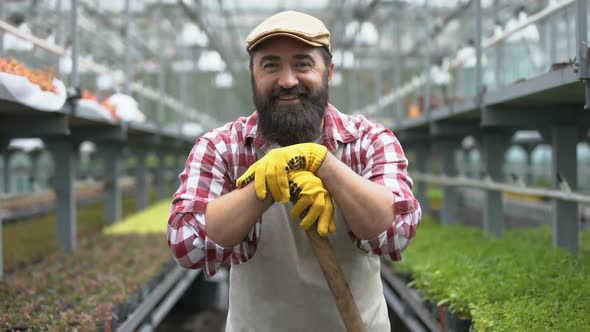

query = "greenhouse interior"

[{"left": 0, "top": 0, "right": 589, "bottom": 331}]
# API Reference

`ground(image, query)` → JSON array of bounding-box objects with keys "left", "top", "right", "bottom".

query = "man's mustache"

[{"left": 271, "top": 85, "right": 309, "bottom": 98}]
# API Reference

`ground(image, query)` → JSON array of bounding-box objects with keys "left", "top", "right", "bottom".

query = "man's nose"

[{"left": 277, "top": 68, "right": 298, "bottom": 89}]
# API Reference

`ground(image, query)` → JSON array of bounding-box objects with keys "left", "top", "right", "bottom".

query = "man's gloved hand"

[
  {"left": 236, "top": 143, "right": 328, "bottom": 203},
  {"left": 288, "top": 171, "right": 335, "bottom": 237}
]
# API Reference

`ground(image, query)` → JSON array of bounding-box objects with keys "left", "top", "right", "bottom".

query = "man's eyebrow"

[
  {"left": 259, "top": 55, "right": 280, "bottom": 65},
  {"left": 293, "top": 54, "right": 315, "bottom": 63}
]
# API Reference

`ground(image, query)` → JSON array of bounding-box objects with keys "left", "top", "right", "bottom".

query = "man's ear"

[
  {"left": 327, "top": 63, "right": 335, "bottom": 81},
  {"left": 248, "top": 53, "right": 255, "bottom": 73}
]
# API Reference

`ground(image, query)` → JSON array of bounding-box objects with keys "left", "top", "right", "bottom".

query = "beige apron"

[{"left": 225, "top": 147, "right": 390, "bottom": 332}]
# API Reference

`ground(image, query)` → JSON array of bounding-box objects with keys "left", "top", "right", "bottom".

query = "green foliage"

[
  {"left": 471, "top": 294, "right": 589, "bottom": 332},
  {"left": 104, "top": 200, "right": 170, "bottom": 235},
  {"left": 0, "top": 199, "right": 176, "bottom": 330},
  {"left": 394, "top": 215, "right": 590, "bottom": 331},
  {"left": 2, "top": 187, "right": 162, "bottom": 273},
  {"left": 0, "top": 232, "right": 173, "bottom": 330},
  {"left": 532, "top": 178, "right": 552, "bottom": 188},
  {"left": 147, "top": 154, "right": 159, "bottom": 168},
  {"left": 426, "top": 187, "right": 442, "bottom": 208}
]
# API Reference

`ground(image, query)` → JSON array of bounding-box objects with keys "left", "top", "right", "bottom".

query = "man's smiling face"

[{"left": 250, "top": 36, "right": 334, "bottom": 146}]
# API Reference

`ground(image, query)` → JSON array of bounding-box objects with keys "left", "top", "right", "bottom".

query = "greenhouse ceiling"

[{"left": 2, "top": 0, "right": 547, "bottom": 71}]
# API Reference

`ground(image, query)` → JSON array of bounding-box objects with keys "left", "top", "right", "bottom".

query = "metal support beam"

[
  {"left": 0, "top": 211, "right": 3, "bottom": 278},
  {"left": 423, "top": 1, "right": 432, "bottom": 119},
  {"left": 156, "top": 153, "right": 167, "bottom": 200},
  {"left": 71, "top": 124, "right": 128, "bottom": 142},
  {"left": 481, "top": 132, "right": 510, "bottom": 237},
  {"left": 56, "top": 0, "right": 63, "bottom": 48},
  {"left": 179, "top": 46, "right": 189, "bottom": 139},
  {"left": 351, "top": 53, "right": 361, "bottom": 114},
  {"left": 0, "top": 139, "right": 9, "bottom": 280},
  {"left": 0, "top": 140, "right": 7, "bottom": 193},
  {"left": 396, "top": 128, "right": 430, "bottom": 145},
  {"left": 550, "top": 126, "right": 579, "bottom": 253},
  {"left": 0, "top": 115, "right": 69, "bottom": 137},
  {"left": 374, "top": 51, "right": 382, "bottom": 121},
  {"left": 429, "top": 121, "right": 480, "bottom": 137},
  {"left": 401, "top": 0, "right": 473, "bottom": 59},
  {"left": 457, "top": 149, "right": 467, "bottom": 176},
  {"left": 549, "top": 5, "right": 557, "bottom": 65},
  {"left": 414, "top": 144, "right": 430, "bottom": 215},
  {"left": 157, "top": 1, "right": 165, "bottom": 132},
  {"left": 177, "top": 1, "right": 239, "bottom": 78},
  {"left": 470, "top": 148, "right": 482, "bottom": 178},
  {"left": 0, "top": 0, "right": 4, "bottom": 56},
  {"left": 78, "top": 1, "right": 156, "bottom": 59},
  {"left": 492, "top": 0, "right": 501, "bottom": 88},
  {"left": 116, "top": 266, "right": 200, "bottom": 332},
  {"left": 87, "top": 151, "right": 99, "bottom": 180},
  {"left": 1, "top": 149, "right": 14, "bottom": 194},
  {"left": 519, "top": 144, "right": 536, "bottom": 185},
  {"left": 380, "top": 267, "right": 440, "bottom": 332},
  {"left": 136, "top": 148, "right": 149, "bottom": 210},
  {"left": 329, "top": 0, "right": 381, "bottom": 50},
  {"left": 481, "top": 107, "right": 590, "bottom": 128},
  {"left": 71, "top": 0, "right": 79, "bottom": 90},
  {"left": 177, "top": 153, "right": 186, "bottom": 177},
  {"left": 46, "top": 138, "right": 78, "bottom": 251},
  {"left": 392, "top": 19, "right": 402, "bottom": 122},
  {"left": 413, "top": 172, "right": 590, "bottom": 204},
  {"left": 124, "top": 0, "right": 133, "bottom": 95},
  {"left": 103, "top": 144, "right": 124, "bottom": 223},
  {"left": 575, "top": 0, "right": 590, "bottom": 108},
  {"left": 30, "top": 149, "right": 43, "bottom": 192},
  {"left": 129, "top": 132, "right": 162, "bottom": 148},
  {"left": 434, "top": 139, "right": 460, "bottom": 224},
  {"left": 138, "top": 269, "right": 201, "bottom": 331},
  {"left": 474, "top": 0, "right": 483, "bottom": 103}
]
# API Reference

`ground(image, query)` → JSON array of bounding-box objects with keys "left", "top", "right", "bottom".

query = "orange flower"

[{"left": 0, "top": 57, "right": 59, "bottom": 94}]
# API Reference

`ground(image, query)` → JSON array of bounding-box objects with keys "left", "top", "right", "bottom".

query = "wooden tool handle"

[{"left": 305, "top": 229, "right": 368, "bottom": 332}]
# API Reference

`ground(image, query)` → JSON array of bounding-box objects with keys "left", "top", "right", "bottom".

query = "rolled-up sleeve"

[
  {"left": 348, "top": 127, "right": 422, "bottom": 260},
  {"left": 167, "top": 137, "right": 260, "bottom": 277}
]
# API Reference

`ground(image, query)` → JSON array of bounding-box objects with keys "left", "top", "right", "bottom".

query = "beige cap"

[{"left": 246, "top": 10, "right": 331, "bottom": 55}]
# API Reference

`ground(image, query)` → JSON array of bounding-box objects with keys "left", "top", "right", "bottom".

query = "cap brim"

[{"left": 247, "top": 32, "right": 324, "bottom": 51}]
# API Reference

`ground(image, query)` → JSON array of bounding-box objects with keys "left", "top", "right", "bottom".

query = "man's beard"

[{"left": 253, "top": 75, "right": 329, "bottom": 147}]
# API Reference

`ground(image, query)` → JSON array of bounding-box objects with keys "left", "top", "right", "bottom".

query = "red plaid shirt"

[{"left": 168, "top": 104, "right": 421, "bottom": 277}]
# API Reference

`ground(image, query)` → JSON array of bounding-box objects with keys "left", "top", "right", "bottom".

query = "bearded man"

[{"left": 167, "top": 10, "right": 421, "bottom": 331}]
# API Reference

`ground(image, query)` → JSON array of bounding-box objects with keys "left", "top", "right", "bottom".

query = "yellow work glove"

[
  {"left": 287, "top": 171, "right": 336, "bottom": 237},
  {"left": 236, "top": 143, "right": 328, "bottom": 203}
]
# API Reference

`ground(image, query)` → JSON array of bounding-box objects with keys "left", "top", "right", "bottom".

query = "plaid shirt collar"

[{"left": 244, "top": 103, "right": 361, "bottom": 152}]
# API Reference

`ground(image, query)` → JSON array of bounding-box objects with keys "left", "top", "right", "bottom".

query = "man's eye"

[
  {"left": 263, "top": 63, "right": 278, "bottom": 69},
  {"left": 296, "top": 62, "right": 311, "bottom": 69}
]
